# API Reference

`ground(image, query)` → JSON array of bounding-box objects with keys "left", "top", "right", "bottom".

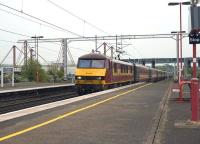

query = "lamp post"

[
  {"left": 31, "top": 36, "right": 44, "bottom": 82},
  {"left": 31, "top": 36, "right": 44, "bottom": 62},
  {"left": 171, "top": 31, "right": 186, "bottom": 83},
  {"left": 168, "top": 1, "right": 190, "bottom": 80}
]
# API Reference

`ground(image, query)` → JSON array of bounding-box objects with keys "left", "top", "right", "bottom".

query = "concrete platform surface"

[
  {"left": 0, "top": 81, "right": 171, "bottom": 144},
  {"left": 154, "top": 82, "right": 200, "bottom": 144}
]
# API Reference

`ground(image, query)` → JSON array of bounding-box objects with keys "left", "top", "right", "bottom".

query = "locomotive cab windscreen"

[
  {"left": 78, "top": 59, "right": 105, "bottom": 68},
  {"left": 75, "top": 53, "right": 108, "bottom": 89}
]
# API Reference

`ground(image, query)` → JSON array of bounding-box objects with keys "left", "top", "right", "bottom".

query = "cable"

[
  {"left": 0, "top": 27, "right": 30, "bottom": 37},
  {"left": 0, "top": 47, "right": 12, "bottom": 65},
  {"left": 0, "top": 2, "right": 82, "bottom": 37},
  {"left": 0, "top": 1, "right": 142, "bottom": 61},
  {"left": 28, "top": 43, "right": 59, "bottom": 53},
  {"left": 0, "top": 2, "right": 123, "bottom": 60},
  {"left": 0, "top": 39, "right": 16, "bottom": 43},
  {"left": 67, "top": 48, "right": 75, "bottom": 65},
  {"left": 56, "top": 46, "right": 62, "bottom": 64},
  {"left": 16, "top": 47, "right": 23, "bottom": 64},
  {"left": 0, "top": 8, "right": 68, "bottom": 34},
  {"left": 46, "top": 0, "right": 110, "bottom": 35},
  {"left": 69, "top": 46, "right": 91, "bottom": 53},
  {"left": 21, "top": 0, "right": 23, "bottom": 12}
]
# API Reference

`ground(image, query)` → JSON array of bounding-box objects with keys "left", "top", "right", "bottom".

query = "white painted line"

[
  {"left": 172, "top": 89, "right": 180, "bottom": 92},
  {"left": 0, "top": 84, "right": 74, "bottom": 94},
  {"left": 0, "top": 82, "right": 144, "bottom": 122}
]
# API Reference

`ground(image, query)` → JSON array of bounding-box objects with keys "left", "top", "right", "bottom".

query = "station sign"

[
  {"left": 0, "top": 67, "right": 15, "bottom": 87},
  {"left": 189, "top": 33, "right": 200, "bottom": 44},
  {"left": 2, "top": 67, "right": 13, "bottom": 73}
]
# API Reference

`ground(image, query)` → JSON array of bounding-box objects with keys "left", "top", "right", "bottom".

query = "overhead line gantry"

[{"left": 18, "top": 33, "right": 188, "bottom": 80}]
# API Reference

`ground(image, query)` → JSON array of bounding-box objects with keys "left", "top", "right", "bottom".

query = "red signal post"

[{"left": 189, "top": 29, "right": 200, "bottom": 121}]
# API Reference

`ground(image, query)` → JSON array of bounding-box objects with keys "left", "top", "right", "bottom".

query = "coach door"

[{"left": 109, "top": 61, "right": 113, "bottom": 82}]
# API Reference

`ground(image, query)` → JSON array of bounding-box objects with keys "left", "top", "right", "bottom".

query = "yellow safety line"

[{"left": 0, "top": 83, "right": 152, "bottom": 142}]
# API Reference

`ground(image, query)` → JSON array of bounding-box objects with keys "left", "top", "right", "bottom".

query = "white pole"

[
  {"left": 1, "top": 68, "right": 3, "bottom": 87},
  {"left": 62, "top": 39, "right": 68, "bottom": 80},
  {"left": 12, "top": 67, "right": 14, "bottom": 87}
]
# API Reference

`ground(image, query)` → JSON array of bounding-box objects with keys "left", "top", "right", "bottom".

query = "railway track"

[
  {"left": 0, "top": 88, "right": 78, "bottom": 114},
  {"left": 0, "top": 82, "right": 143, "bottom": 115}
]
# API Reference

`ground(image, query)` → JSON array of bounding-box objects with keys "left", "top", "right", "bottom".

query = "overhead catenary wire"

[
  {"left": 15, "top": 46, "right": 29, "bottom": 66},
  {"left": 0, "top": 47, "right": 13, "bottom": 65},
  {"left": 16, "top": 47, "right": 24, "bottom": 64},
  {"left": 0, "top": 2, "right": 82, "bottom": 37},
  {"left": 0, "top": 3, "right": 79, "bottom": 66},
  {"left": 16, "top": 46, "right": 48, "bottom": 65},
  {"left": 46, "top": 0, "right": 111, "bottom": 35},
  {"left": 69, "top": 46, "right": 91, "bottom": 53},
  {"left": 1, "top": 0, "right": 133, "bottom": 60},
  {"left": 67, "top": 48, "right": 75, "bottom": 65},
  {"left": 0, "top": 8, "right": 69, "bottom": 34},
  {"left": 46, "top": 1, "right": 128, "bottom": 60},
  {"left": 28, "top": 43, "right": 59, "bottom": 53},
  {"left": 56, "top": 45, "right": 62, "bottom": 64},
  {"left": 0, "top": 28, "right": 30, "bottom": 37},
  {"left": 0, "top": 1, "right": 145, "bottom": 62},
  {"left": 0, "top": 39, "right": 16, "bottom": 43}
]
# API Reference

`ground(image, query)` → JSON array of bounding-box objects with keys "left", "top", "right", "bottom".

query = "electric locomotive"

[
  {"left": 75, "top": 53, "right": 167, "bottom": 94},
  {"left": 75, "top": 53, "right": 134, "bottom": 94}
]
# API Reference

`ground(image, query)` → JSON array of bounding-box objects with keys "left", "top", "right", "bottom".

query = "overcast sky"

[{"left": 0, "top": 0, "right": 197, "bottom": 64}]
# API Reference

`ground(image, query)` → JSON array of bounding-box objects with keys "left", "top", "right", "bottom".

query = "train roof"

[
  {"left": 149, "top": 67, "right": 166, "bottom": 73},
  {"left": 111, "top": 59, "right": 133, "bottom": 66},
  {"left": 79, "top": 53, "right": 133, "bottom": 66},
  {"left": 135, "top": 64, "right": 149, "bottom": 69},
  {"left": 79, "top": 53, "right": 107, "bottom": 59},
  {"left": 135, "top": 64, "right": 166, "bottom": 72}
]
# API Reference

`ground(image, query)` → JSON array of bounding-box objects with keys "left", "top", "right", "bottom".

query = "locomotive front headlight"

[
  {"left": 77, "top": 76, "right": 82, "bottom": 80},
  {"left": 96, "top": 77, "right": 102, "bottom": 80}
]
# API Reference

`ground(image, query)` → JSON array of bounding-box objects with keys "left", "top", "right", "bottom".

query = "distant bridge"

[{"left": 122, "top": 57, "right": 200, "bottom": 68}]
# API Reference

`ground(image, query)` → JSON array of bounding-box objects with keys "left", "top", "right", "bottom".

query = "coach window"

[
  {"left": 114, "top": 63, "right": 117, "bottom": 73},
  {"left": 121, "top": 65, "right": 123, "bottom": 73},
  {"left": 130, "top": 66, "right": 133, "bottom": 73}
]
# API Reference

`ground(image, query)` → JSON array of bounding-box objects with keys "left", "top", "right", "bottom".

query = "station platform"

[
  {"left": 157, "top": 82, "right": 200, "bottom": 144},
  {"left": 0, "top": 81, "right": 199, "bottom": 144},
  {"left": 0, "top": 82, "right": 74, "bottom": 93}
]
